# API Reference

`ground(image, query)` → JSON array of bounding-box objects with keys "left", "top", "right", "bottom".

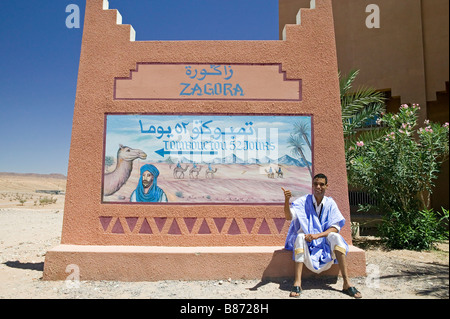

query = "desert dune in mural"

[{"left": 104, "top": 162, "right": 311, "bottom": 204}]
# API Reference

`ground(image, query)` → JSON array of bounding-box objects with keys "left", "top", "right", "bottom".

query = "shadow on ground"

[{"left": 3, "top": 260, "right": 44, "bottom": 271}]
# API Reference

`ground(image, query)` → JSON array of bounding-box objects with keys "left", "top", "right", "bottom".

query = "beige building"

[{"left": 280, "top": 0, "right": 449, "bottom": 210}]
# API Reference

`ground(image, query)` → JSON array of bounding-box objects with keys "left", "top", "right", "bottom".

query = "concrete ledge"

[{"left": 43, "top": 245, "right": 366, "bottom": 281}]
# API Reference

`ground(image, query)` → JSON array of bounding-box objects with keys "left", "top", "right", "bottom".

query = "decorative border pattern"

[{"left": 100, "top": 216, "right": 290, "bottom": 236}]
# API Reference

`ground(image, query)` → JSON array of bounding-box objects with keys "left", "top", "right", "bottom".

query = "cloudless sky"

[{"left": 0, "top": 0, "right": 279, "bottom": 175}]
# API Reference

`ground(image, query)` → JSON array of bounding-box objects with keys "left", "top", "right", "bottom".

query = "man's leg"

[
  {"left": 334, "top": 250, "right": 351, "bottom": 289},
  {"left": 335, "top": 249, "right": 362, "bottom": 298},
  {"left": 327, "top": 232, "right": 362, "bottom": 298},
  {"left": 290, "top": 262, "right": 303, "bottom": 297},
  {"left": 290, "top": 234, "right": 306, "bottom": 297}
]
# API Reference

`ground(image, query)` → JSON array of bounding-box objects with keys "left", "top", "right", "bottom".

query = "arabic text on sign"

[{"left": 185, "top": 65, "right": 234, "bottom": 81}]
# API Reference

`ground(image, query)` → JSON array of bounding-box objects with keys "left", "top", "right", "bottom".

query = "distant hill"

[
  {"left": 0, "top": 172, "right": 66, "bottom": 180},
  {"left": 277, "top": 155, "right": 312, "bottom": 167}
]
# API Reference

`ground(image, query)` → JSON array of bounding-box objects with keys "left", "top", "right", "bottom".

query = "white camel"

[
  {"left": 265, "top": 168, "right": 275, "bottom": 179},
  {"left": 276, "top": 165, "right": 284, "bottom": 178},
  {"left": 103, "top": 144, "right": 147, "bottom": 196}
]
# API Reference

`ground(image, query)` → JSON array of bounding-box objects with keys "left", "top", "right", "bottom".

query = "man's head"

[
  {"left": 141, "top": 170, "right": 154, "bottom": 188},
  {"left": 312, "top": 173, "right": 328, "bottom": 199},
  {"left": 139, "top": 164, "right": 160, "bottom": 189}
]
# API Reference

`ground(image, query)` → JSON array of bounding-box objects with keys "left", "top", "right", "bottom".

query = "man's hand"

[
  {"left": 281, "top": 187, "right": 291, "bottom": 202},
  {"left": 305, "top": 234, "right": 319, "bottom": 242},
  {"left": 282, "top": 187, "right": 293, "bottom": 220}
]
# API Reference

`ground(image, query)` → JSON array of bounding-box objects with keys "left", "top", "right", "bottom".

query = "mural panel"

[{"left": 102, "top": 114, "right": 312, "bottom": 204}]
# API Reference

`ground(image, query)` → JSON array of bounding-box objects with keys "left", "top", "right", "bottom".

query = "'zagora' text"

[{"left": 180, "top": 83, "right": 245, "bottom": 97}]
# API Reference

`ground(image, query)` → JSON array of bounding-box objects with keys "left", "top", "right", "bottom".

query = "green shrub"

[
  {"left": 379, "top": 208, "right": 448, "bottom": 250},
  {"left": 346, "top": 103, "right": 449, "bottom": 250}
]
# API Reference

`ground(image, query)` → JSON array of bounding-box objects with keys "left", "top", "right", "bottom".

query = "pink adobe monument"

[{"left": 43, "top": 0, "right": 366, "bottom": 281}]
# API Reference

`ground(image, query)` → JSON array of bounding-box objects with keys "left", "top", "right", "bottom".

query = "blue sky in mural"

[{"left": 0, "top": 0, "right": 279, "bottom": 174}]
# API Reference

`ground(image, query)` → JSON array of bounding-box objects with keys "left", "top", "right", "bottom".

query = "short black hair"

[{"left": 313, "top": 173, "right": 328, "bottom": 184}]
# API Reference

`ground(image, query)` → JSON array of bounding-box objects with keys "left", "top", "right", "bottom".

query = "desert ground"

[{"left": 0, "top": 173, "right": 448, "bottom": 299}]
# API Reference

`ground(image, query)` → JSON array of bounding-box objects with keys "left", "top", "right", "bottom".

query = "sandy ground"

[{"left": 0, "top": 173, "right": 448, "bottom": 299}]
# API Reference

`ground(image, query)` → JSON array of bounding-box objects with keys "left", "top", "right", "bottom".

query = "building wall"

[{"left": 280, "top": 0, "right": 449, "bottom": 210}]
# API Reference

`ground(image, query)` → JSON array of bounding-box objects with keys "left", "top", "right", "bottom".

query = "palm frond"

[
  {"left": 293, "top": 121, "right": 311, "bottom": 136},
  {"left": 341, "top": 87, "right": 385, "bottom": 119},
  {"left": 344, "top": 127, "right": 390, "bottom": 150},
  {"left": 339, "top": 69, "right": 387, "bottom": 141},
  {"left": 288, "top": 134, "right": 305, "bottom": 155},
  {"left": 339, "top": 69, "right": 359, "bottom": 96},
  {"left": 293, "top": 121, "right": 312, "bottom": 150},
  {"left": 343, "top": 102, "right": 386, "bottom": 136}
]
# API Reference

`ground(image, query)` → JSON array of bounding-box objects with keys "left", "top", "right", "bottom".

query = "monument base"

[{"left": 43, "top": 245, "right": 366, "bottom": 281}]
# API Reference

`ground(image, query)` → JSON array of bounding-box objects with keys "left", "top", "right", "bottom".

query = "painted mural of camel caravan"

[
  {"left": 173, "top": 164, "right": 189, "bottom": 179},
  {"left": 265, "top": 168, "right": 275, "bottom": 179},
  {"left": 172, "top": 162, "right": 219, "bottom": 179},
  {"left": 205, "top": 167, "right": 218, "bottom": 179},
  {"left": 189, "top": 165, "right": 202, "bottom": 179},
  {"left": 276, "top": 166, "right": 283, "bottom": 178},
  {"left": 103, "top": 144, "right": 147, "bottom": 196},
  {"left": 173, "top": 164, "right": 219, "bottom": 179}
]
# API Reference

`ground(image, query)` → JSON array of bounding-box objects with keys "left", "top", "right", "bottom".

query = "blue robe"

[{"left": 285, "top": 194, "right": 348, "bottom": 271}]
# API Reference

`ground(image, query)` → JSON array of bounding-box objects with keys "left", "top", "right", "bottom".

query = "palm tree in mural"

[
  {"left": 340, "top": 69, "right": 387, "bottom": 149},
  {"left": 293, "top": 121, "right": 311, "bottom": 151},
  {"left": 288, "top": 133, "right": 312, "bottom": 177}
]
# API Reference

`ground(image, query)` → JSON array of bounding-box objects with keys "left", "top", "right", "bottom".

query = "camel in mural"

[
  {"left": 205, "top": 168, "right": 218, "bottom": 179},
  {"left": 103, "top": 144, "right": 147, "bottom": 196},
  {"left": 173, "top": 164, "right": 189, "bottom": 179},
  {"left": 276, "top": 166, "right": 284, "bottom": 178},
  {"left": 265, "top": 168, "right": 275, "bottom": 179},
  {"left": 189, "top": 165, "right": 202, "bottom": 179}
]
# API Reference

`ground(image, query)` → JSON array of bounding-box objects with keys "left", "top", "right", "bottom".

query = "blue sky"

[{"left": 0, "top": 0, "right": 279, "bottom": 175}]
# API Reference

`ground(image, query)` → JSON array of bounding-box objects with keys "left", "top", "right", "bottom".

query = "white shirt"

[{"left": 312, "top": 195, "right": 323, "bottom": 217}]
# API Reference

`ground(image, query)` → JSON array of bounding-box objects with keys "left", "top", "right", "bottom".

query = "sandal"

[
  {"left": 290, "top": 286, "right": 302, "bottom": 298},
  {"left": 342, "top": 287, "right": 362, "bottom": 298}
]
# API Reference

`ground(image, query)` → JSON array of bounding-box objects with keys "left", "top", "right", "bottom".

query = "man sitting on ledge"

[{"left": 282, "top": 173, "right": 362, "bottom": 298}]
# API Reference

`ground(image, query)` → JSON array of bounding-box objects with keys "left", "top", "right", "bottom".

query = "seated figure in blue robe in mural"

[
  {"left": 130, "top": 164, "right": 168, "bottom": 202},
  {"left": 282, "top": 173, "right": 362, "bottom": 298}
]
